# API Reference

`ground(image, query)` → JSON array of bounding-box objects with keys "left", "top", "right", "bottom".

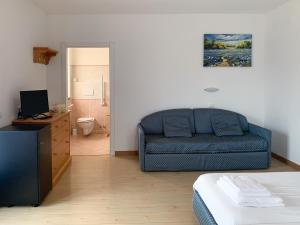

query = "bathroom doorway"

[{"left": 66, "top": 47, "right": 111, "bottom": 156}]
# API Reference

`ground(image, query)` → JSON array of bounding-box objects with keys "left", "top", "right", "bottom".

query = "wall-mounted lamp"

[{"left": 204, "top": 87, "right": 220, "bottom": 93}]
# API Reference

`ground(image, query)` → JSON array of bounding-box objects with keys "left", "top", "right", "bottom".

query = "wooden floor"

[
  {"left": 70, "top": 133, "right": 110, "bottom": 156},
  {"left": 0, "top": 156, "right": 295, "bottom": 225}
]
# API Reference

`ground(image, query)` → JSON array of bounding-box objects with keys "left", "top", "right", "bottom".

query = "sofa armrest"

[
  {"left": 138, "top": 123, "right": 146, "bottom": 171},
  {"left": 249, "top": 123, "right": 272, "bottom": 167}
]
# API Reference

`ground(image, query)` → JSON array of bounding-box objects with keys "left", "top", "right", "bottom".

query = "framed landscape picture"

[{"left": 204, "top": 34, "right": 252, "bottom": 67}]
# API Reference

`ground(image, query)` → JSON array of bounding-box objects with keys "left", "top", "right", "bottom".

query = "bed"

[{"left": 193, "top": 172, "right": 300, "bottom": 225}]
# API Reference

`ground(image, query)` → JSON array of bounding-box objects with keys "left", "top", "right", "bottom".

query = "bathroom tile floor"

[{"left": 70, "top": 133, "right": 110, "bottom": 155}]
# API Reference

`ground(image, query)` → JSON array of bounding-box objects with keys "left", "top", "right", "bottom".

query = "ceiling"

[{"left": 33, "top": 0, "right": 290, "bottom": 14}]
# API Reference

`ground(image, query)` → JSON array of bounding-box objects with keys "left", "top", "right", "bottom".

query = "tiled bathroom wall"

[
  {"left": 71, "top": 99, "right": 110, "bottom": 133},
  {"left": 69, "top": 65, "right": 110, "bottom": 134}
]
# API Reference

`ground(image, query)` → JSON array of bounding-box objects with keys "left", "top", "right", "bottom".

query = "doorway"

[{"left": 66, "top": 47, "right": 111, "bottom": 156}]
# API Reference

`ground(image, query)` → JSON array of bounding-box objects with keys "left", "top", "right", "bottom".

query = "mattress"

[{"left": 193, "top": 172, "right": 300, "bottom": 225}]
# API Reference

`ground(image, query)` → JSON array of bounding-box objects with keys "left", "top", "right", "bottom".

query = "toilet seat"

[
  {"left": 77, "top": 117, "right": 94, "bottom": 123},
  {"left": 77, "top": 117, "right": 95, "bottom": 136}
]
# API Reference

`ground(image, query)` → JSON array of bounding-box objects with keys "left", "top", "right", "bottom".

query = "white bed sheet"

[{"left": 193, "top": 172, "right": 300, "bottom": 225}]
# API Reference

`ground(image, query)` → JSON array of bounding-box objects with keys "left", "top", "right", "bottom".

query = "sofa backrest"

[
  {"left": 193, "top": 108, "right": 249, "bottom": 133},
  {"left": 140, "top": 108, "right": 249, "bottom": 134},
  {"left": 140, "top": 109, "right": 195, "bottom": 134}
]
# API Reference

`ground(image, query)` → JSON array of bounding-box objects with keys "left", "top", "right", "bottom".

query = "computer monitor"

[{"left": 20, "top": 90, "right": 50, "bottom": 118}]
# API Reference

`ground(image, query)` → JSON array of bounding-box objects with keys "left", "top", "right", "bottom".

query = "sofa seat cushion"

[{"left": 145, "top": 133, "right": 268, "bottom": 154}]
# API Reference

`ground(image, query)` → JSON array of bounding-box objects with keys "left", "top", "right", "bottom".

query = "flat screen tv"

[{"left": 20, "top": 90, "right": 50, "bottom": 118}]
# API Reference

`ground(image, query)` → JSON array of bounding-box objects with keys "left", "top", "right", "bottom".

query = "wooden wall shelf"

[{"left": 33, "top": 47, "right": 58, "bottom": 65}]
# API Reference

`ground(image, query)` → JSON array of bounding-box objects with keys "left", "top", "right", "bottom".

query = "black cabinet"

[{"left": 0, "top": 125, "right": 52, "bottom": 206}]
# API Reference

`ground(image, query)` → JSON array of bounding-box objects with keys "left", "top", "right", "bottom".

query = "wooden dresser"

[{"left": 13, "top": 112, "right": 71, "bottom": 186}]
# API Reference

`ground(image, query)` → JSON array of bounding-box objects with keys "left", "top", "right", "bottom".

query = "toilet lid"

[{"left": 77, "top": 117, "right": 95, "bottom": 122}]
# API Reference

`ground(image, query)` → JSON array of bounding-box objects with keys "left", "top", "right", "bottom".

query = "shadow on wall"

[{"left": 272, "top": 130, "right": 289, "bottom": 158}]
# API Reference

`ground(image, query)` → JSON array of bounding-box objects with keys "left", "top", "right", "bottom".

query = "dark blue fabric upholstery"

[
  {"left": 194, "top": 108, "right": 249, "bottom": 134},
  {"left": 138, "top": 124, "right": 145, "bottom": 171},
  {"left": 249, "top": 123, "right": 272, "bottom": 167},
  {"left": 211, "top": 113, "right": 243, "bottom": 136},
  {"left": 145, "top": 133, "right": 267, "bottom": 154},
  {"left": 138, "top": 108, "right": 271, "bottom": 171},
  {"left": 193, "top": 191, "right": 218, "bottom": 225},
  {"left": 163, "top": 115, "right": 192, "bottom": 137},
  {"left": 141, "top": 109, "right": 195, "bottom": 134},
  {"left": 144, "top": 152, "right": 269, "bottom": 171}
]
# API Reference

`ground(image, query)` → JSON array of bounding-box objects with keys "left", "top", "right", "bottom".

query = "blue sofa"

[{"left": 138, "top": 108, "right": 271, "bottom": 171}]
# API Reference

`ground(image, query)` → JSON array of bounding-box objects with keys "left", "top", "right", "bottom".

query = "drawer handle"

[
  {"left": 65, "top": 141, "right": 70, "bottom": 144},
  {"left": 53, "top": 153, "right": 57, "bottom": 156},
  {"left": 65, "top": 153, "right": 69, "bottom": 156}
]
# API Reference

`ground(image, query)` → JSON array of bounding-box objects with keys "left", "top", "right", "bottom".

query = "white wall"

[
  {"left": 47, "top": 14, "right": 266, "bottom": 151},
  {"left": 69, "top": 48, "right": 109, "bottom": 66},
  {"left": 265, "top": 0, "right": 300, "bottom": 164},
  {"left": 1, "top": 1, "right": 298, "bottom": 162},
  {"left": 0, "top": 0, "right": 47, "bottom": 127}
]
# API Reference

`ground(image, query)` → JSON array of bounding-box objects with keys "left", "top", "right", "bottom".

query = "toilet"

[{"left": 77, "top": 117, "right": 95, "bottom": 136}]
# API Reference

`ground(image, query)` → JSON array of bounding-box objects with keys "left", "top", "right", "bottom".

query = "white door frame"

[{"left": 61, "top": 42, "right": 116, "bottom": 156}]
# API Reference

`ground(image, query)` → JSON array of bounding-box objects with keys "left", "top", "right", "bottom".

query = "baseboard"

[
  {"left": 272, "top": 153, "right": 300, "bottom": 171},
  {"left": 115, "top": 150, "right": 138, "bottom": 156}
]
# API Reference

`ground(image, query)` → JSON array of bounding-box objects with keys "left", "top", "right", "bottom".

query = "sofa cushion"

[
  {"left": 141, "top": 109, "right": 195, "bottom": 134},
  {"left": 145, "top": 133, "right": 267, "bottom": 154},
  {"left": 211, "top": 114, "right": 243, "bottom": 136},
  {"left": 194, "top": 109, "right": 249, "bottom": 134},
  {"left": 163, "top": 116, "right": 192, "bottom": 138}
]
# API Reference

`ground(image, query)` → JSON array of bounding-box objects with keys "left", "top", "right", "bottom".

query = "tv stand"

[{"left": 13, "top": 112, "right": 71, "bottom": 186}]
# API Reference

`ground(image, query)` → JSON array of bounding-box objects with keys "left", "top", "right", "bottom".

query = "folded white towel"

[
  {"left": 217, "top": 176, "right": 284, "bottom": 208},
  {"left": 222, "top": 175, "right": 270, "bottom": 194},
  {"left": 219, "top": 176, "right": 271, "bottom": 197}
]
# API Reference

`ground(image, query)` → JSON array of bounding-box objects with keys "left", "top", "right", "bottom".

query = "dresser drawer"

[
  {"left": 52, "top": 138, "right": 70, "bottom": 154},
  {"left": 52, "top": 152, "right": 69, "bottom": 174},
  {"left": 51, "top": 114, "right": 70, "bottom": 178},
  {"left": 52, "top": 154, "right": 64, "bottom": 176},
  {"left": 51, "top": 120, "right": 63, "bottom": 133},
  {"left": 51, "top": 115, "right": 70, "bottom": 134},
  {"left": 52, "top": 122, "right": 68, "bottom": 134},
  {"left": 52, "top": 130, "right": 70, "bottom": 148}
]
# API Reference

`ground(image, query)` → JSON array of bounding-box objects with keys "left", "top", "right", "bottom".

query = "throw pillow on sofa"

[
  {"left": 211, "top": 114, "right": 243, "bottom": 137},
  {"left": 163, "top": 115, "right": 192, "bottom": 138}
]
